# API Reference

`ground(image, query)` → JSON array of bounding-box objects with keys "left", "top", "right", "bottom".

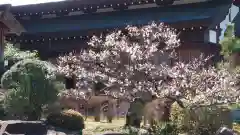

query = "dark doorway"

[{"left": 65, "top": 76, "right": 76, "bottom": 89}]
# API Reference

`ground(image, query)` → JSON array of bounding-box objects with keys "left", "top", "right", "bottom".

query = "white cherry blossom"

[{"left": 57, "top": 22, "right": 240, "bottom": 106}]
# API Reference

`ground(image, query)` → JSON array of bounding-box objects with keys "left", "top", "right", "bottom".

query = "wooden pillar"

[
  {"left": 0, "top": 26, "right": 5, "bottom": 74},
  {"left": 0, "top": 5, "right": 26, "bottom": 75}
]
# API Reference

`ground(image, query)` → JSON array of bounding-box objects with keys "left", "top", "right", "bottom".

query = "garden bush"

[
  {"left": 46, "top": 109, "right": 85, "bottom": 130},
  {"left": 1, "top": 59, "right": 60, "bottom": 120},
  {"left": 171, "top": 103, "right": 232, "bottom": 135}
]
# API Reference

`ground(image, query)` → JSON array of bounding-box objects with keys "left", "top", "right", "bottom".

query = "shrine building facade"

[{"left": 3, "top": 0, "right": 239, "bottom": 64}]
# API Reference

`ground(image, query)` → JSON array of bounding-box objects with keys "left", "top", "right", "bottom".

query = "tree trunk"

[
  {"left": 27, "top": 111, "right": 39, "bottom": 121},
  {"left": 26, "top": 107, "right": 42, "bottom": 120}
]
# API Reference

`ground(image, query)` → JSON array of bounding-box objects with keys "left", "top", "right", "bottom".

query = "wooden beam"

[
  {"left": 0, "top": 11, "right": 25, "bottom": 36},
  {"left": 0, "top": 123, "right": 8, "bottom": 135},
  {"left": 0, "top": 26, "right": 4, "bottom": 57},
  {"left": 0, "top": 26, "right": 5, "bottom": 73}
]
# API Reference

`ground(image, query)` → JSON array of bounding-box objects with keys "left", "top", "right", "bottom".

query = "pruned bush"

[
  {"left": 171, "top": 103, "right": 232, "bottom": 135},
  {"left": 46, "top": 109, "right": 85, "bottom": 130},
  {"left": 1, "top": 59, "right": 60, "bottom": 120}
]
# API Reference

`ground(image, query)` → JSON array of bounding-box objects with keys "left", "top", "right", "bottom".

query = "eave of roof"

[
  {"left": 0, "top": 12, "right": 25, "bottom": 35},
  {"left": 17, "top": 5, "right": 220, "bottom": 34},
  {"left": 10, "top": 0, "right": 231, "bottom": 15},
  {"left": 6, "top": 18, "right": 210, "bottom": 41}
]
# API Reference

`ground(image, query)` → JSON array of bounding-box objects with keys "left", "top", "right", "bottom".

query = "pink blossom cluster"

[
  {"left": 162, "top": 58, "right": 240, "bottom": 106},
  {"left": 57, "top": 22, "right": 240, "bottom": 106}
]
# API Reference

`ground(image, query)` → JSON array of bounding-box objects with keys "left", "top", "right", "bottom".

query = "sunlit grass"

[
  {"left": 83, "top": 118, "right": 240, "bottom": 135},
  {"left": 83, "top": 117, "right": 125, "bottom": 135}
]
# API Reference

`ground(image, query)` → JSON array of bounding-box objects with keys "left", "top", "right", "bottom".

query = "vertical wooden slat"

[
  {"left": 0, "top": 27, "right": 4, "bottom": 61},
  {"left": 0, "top": 25, "right": 5, "bottom": 74}
]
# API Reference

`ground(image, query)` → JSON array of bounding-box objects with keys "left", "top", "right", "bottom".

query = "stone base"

[{"left": 0, "top": 120, "right": 47, "bottom": 135}]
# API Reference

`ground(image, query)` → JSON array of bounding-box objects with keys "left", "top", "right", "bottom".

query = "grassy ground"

[
  {"left": 83, "top": 117, "right": 125, "bottom": 135},
  {"left": 83, "top": 117, "right": 240, "bottom": 135}
]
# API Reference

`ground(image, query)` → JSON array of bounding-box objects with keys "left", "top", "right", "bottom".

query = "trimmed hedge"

[{"left": 46, "top": 109, "right": 84, "bottom": 131}]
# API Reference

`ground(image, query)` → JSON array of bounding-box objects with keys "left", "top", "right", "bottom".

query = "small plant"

[
  {"left": 46, "top": 109, "right": 85, "bottom": 131},
  {"left": 233, "top": 123, "right": 240, "bottom": 134},
  {"left": 121, "top": 127, "right": 148, "bottom": 135},
  {"left": 148, "top": 122, "right": 178, "bottom": 135}
]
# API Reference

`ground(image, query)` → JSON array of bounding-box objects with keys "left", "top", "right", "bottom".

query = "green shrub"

[
  {"left": 46, "top": 109, "right": 85, "bottom": 130},
  {"left": 4, "top": 43, "right": 38, "bottom": 63},
  {"left": 0, "top": 99, "right": 7, "bottom": 119},
  {"left": 1, "top": 59, "right": 60, "bottom": 120},
  {"left": 171, "top": 103, "right": 232, "bottom": 135},
  {"left": 230, "top": 103, "right": 240, "bottom": 110},
  {"left": 4, "top": 43, "right": 39, "bottom": 70},
  {"left": 233, "top": 123, "right": 240, "bottom": 134}
]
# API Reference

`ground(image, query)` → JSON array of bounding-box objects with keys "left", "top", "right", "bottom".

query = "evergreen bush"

[
  {"left": 1, "top": 59, "right": 60, "bottom": 120},
  {"left": 46, "top": 109, "right": 85, "bottom": 130}
]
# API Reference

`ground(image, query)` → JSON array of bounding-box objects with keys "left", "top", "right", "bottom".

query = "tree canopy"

[{"left": 57, "top": 22, "right": 240, "bottom": 107}]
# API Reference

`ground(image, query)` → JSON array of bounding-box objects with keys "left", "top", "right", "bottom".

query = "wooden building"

[
  {"left": 1, "top": 0, "right": 239, "bottom": 115},
  {"left": 3, "top": 0, "right": 237, "bottom": 64},
  {"left": 0, "top": 4, "right": 25, "bottom": 74}
]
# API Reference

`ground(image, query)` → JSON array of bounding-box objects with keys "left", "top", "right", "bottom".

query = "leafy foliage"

[
  {"left": 220, "top": 24, "right": 240, "bottom": 67},
  {"left": 220, "top": 24, "right": 237, "bottom": 58},
  {"left": 1, "top": 59, "right": 59, "bottom": 120},
  {"left": 4, "top": 43, "right": 38, "bottom": 62},
  {"left": 4, "top": 43, "right": 38, "bottom": 70},
  {"left": 149, "top": 122, "right": 178, "bottom": 135},
  {"left": 233, "top": 123, "right": 240, "bottom": 133}
]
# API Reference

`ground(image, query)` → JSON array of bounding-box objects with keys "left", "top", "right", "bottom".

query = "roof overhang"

[
  {"left": 10, "top": 0, "right": 228, "bottom": 15},
  {"left": 0, "top": 4, "right": 25, "bottom": 36}
]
